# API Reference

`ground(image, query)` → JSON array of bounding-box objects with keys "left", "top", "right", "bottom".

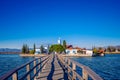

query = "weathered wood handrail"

[
  {"left": 0, "top": 55, "right": 50, "bottom": 80},
  {"left": 57, "top": 54, "right": 103, "bottom": 80}
]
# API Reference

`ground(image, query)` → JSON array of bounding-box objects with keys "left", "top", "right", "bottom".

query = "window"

[
  {"left": 73, "top": 51, "right": 76, "bottom": 54},
  {"left": 66, "top": 51, "right": 70, "bottom": 54}
]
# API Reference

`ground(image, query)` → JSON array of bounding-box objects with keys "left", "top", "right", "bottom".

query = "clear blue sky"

[{"left": 0, "top": 0, "right": 120, "bottom": 49}]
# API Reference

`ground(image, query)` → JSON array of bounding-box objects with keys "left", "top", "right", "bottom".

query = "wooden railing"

[
  {"left": 0, "top": 55, "right": 50, "bottom": 80},
  {"left": 0, "top": 54, "right": 103, "bottom": 80},
  {"left": 57, "top": 54, "right": 103, "bottom": 80}
]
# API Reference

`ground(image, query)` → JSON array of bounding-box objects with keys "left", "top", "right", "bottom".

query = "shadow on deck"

[{"left": 36, "top": 54, "right": 68, "bottom": 80}]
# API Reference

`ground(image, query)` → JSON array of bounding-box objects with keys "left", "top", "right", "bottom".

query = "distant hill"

[
  {"left": 0, "top": 48, "right": 21, "bottom": 52},
  {"left": 115, "top": 45, "right": 120, "bottom": 49},
  {"left": 101, "top": 45, "right": 120, "bottom": 49}
]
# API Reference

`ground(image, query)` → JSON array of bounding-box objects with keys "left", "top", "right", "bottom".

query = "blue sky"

[{"left": 0, "top": 0, "right": 120, "bottom": 49}]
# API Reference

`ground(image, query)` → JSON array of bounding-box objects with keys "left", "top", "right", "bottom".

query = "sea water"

[{"left": 72, "top": 54, "right": 120, "bottom": 80}]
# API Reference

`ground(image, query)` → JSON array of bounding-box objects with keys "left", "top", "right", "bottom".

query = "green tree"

[
  {"left": 33, "top": 43, "right": 36, "bottom": 53},
  {"left": 63, "top": 40, "right": 67, "bottom": 53},
  {"left": 107, "top": 46, "right": 116, "bottom": 52},
  {"left": 107, "top": 46, "right": 111, "bottom": 52},
  {"left": 40, "top": 45, "right": 44, "bottom": 53},
  {"left": 49, "top": 44, "right": 64, "bottom": 53},
  {"left": 30, "top": 50, "right": 34, "bottom": 54},
  {"left": 118, "top": 48, "right": 120, "bottom": 51},
  {"left": 49, "top": 45, "right": 54, "bottom": 53},
  {"left": 111, "top": 46, "right": 116, "bottom": 52},
  {"left": 22, "top": 44, "right": 26, "bottom": 53},
  {"left": 22, "top": 44, "right": 29, "bottom": 53},
  {"left": 25, "top": 44, "right": 29, "bottom": 53},
  {"left": 93, "top": 47, "right": 98, "bottom": 53}
]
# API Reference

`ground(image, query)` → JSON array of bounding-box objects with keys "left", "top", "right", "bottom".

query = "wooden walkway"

[
  {"left": 0, "top": 53, "right": 103, "bottom": 80},
  {"left": 36, "top": 54, "right": 68, "bottom": 80}
]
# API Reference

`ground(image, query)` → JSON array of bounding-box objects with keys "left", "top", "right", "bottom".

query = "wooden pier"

[
  {"left": 0, "top": 54, "right": 103, "bottom": 80},
  {"left": 36, "top": 54, "right": 67, "bottom": 80}
]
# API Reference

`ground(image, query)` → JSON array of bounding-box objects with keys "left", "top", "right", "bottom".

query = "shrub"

[{"left": 30, "top": 50, "right": 34, "bottom": 54}]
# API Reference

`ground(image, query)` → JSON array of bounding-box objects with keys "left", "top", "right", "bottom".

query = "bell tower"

[{"left": 58, "top": 37, "right": 61, "bottom": 44}]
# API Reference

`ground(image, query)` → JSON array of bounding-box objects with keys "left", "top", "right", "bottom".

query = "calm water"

[
  {"left": 72, "top": 54, "right": 120, "bottom": 80},
  {"left": 0, "top": 54, "right": 120, "bottom": 80},
  {"left": 0, "top": 54, "right": 34, "bottom": 77}
]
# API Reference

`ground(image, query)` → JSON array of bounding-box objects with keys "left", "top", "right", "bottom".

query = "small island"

[{"left": 20, "top": 38, "right": 94, "bottom": 57}]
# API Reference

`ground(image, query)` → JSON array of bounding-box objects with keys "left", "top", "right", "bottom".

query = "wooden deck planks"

[{"left": 36, "top": 54, "right": 65, "bottom": 80}]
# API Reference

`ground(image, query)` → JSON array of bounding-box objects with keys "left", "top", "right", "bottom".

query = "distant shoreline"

[
  {"left": 105, "top": 52, "right": 120, "bottom": 54},
  {"left": 0, "top": 52, "right": 120, "bottom": 55},
  {"left": 0, "top": 52, "right": 20, "bottom": 54}
]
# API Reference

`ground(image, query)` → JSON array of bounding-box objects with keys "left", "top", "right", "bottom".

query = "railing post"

[
  {"left": 12, "top": 72, "right": 18, "bottom": 80},
  {"left": 38, "top": 58, "right": 40, "bottom": 70},
  {"left": 38, "top": 58, "right": 41, "bottom": 76},
  {"left": 64, "top": 58, "right": 67, "bottom": 63},
  {"left": 41, "top": 57, "right": 46, "bottom": 71},
  {"left": 68, "top": 59, "right": 71, "bottom": 79},
  {"left": 34, "top": 60, "right": 36, "bottom": 79},
  {"left": 26, "top": 64, "right": 30, "bottom": 80},
  {"left": 68, "top": 59, "right": 71, "bottom": 66},
  {"left": 63, "top": 57, "right": 66, "bottom": 67},
  {"left": 41, "top": 57, "right": 43, "bottom": 67},
  {"left": 72, "top": 63, "right": 76, "bottom": 70},
  {"left": 72, "top": 63, "right": 76, "bottom": 80},
  {"left": 34, "top": 60, "right": 36, "bottom": 74},
  {"left": 82, "top": 67, "right": 88, "bottom": 80}
]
